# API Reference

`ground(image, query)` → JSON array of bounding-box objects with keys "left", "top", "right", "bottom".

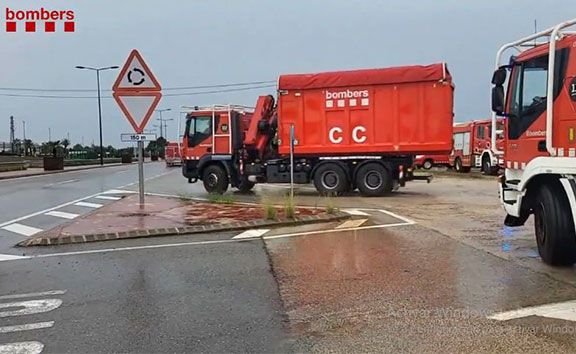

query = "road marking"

[
  {"left": 74, "top": 201, "right": 103, "bottom": 208},
  {"left": 0, "top": 322, "right": 54, "bottom": 334},
  {"left": 44, "top": 179, "right": 78, "bottom": 187},
  {"left": 1, "top": 224, "right": 43, "bottom": 237},
  {"left": 0, "top": 341, "right": 44, "bottom": 354},
  {"left": 0, "top": 299, "right": 63, "bottom": 318},
  {"left": 94, "top": 195, "right": 122, "bottom": 201},
  {"left": 0, "top": 290, "right": 66, "bottom": 301},
  {"left": 336, "top": 218, "right": 368, "bottom": 229},
  {"left": 0, "top": 254, "right": 30, "bottom": 262},
  {"left": 342, "top": 209, "right": 370, "bottom": 216},
  {"left": 44, "top": 211, "right": 79, "bottom": 220},
  {"left": 488, "top": 300, "right": 576, "bottom": 322},
  {"left": 378, "top": 209, "right": 416, "bottom": 225},
  {"left": 232, "top": 229, "right": 270, "bottom": 239},
  {"left": 102, "top": 189, "right": 136, "bottom": 194}
]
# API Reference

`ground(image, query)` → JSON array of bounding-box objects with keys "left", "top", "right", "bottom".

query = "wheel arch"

[{"left": 197, "top": 155, "right": 233, "bottom": 181}]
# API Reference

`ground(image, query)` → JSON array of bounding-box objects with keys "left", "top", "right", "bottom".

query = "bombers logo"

[
  {"left": 325, "top": 89, "right": 370, "bottom": 108},
  {"left": 526, "top": 130, "right": 546, "bottom": 137},
  {"left": 5, "top": 7, "right": 75, "bottom": 32}
]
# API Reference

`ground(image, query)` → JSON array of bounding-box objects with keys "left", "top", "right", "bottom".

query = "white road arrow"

[{"left": 488, "top": 300, "right": 576, "bottom": 322}]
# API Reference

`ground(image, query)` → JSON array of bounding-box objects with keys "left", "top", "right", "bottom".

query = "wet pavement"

[{"left": 2, "top": 167, "right": 576, "bottom": 352}]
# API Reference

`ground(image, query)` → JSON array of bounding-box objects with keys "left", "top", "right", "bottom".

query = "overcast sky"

[{"left": 0, "top": 0, "right": 573, "bottom": 147}]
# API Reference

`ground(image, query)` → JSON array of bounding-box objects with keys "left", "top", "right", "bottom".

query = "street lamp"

[
  {"left": 155, "top": 108, "right": 172, "bottom": 138},
  {"left": 75, "top": 65, "right": 119, "bottom": 166}
]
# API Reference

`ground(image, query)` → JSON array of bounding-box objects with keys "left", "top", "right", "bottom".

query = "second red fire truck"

[{"left": 450, "top": 118, "right": 504, "bottom": 174}]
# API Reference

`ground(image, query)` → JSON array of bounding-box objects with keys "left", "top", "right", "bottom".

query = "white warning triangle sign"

[
  {"left": 113, "top": 50, "right": 161, "bottom": 92},
  {"left": 113, "top": 92, "right": 161, "bottom": 134}
]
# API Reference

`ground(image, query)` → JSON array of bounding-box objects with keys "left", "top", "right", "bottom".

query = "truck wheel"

[
  {"left": 237, "top": 179, "right": 255, "bottom": 193},
  {"left": 482, "top": 156, "right": 497, "bottom": 175},
  {"left": 356, "top": 163, "right": 390, "bottom": 197},
  {"left": 202, "top": 165, "right": 229, "bottom": 195},
  {"left": 313, "top": 164, "right": 348, "bottom": 196},
  {"left": 423, "top": 160, "right": 433, "bottom": 170},
  {"left": 534, "top": 182, "right": 576, "bottom": 266}
]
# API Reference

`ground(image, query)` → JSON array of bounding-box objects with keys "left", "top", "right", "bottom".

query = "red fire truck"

[
  {"left": 165, "top": 142, "right": 182, "bottom": 167},
  {"left": 450, "top": 119, "right": 504, "bottom": 174},
  {"left": 182, "top": 63, "right": 454, "bottom": 196},
  {"left": 491, "top": 18, "right": 576, "bottom": 265}
]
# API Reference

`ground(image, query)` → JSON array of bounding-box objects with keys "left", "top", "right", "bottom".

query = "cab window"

[{"left": 186, "top": 116, "right": 213, "bottom": 147}]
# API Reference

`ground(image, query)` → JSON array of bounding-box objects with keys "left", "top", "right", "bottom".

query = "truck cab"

[{"left": 491, "top": 18, "right": 576, "bottom": 265}]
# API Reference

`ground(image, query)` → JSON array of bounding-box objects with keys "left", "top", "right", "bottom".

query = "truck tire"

[
  {"left": 313, "top": 163, "right": 348, "bottom": 196},
  {"left": 482, "top": 156, "right": 497, "bottom": 175},
  {"left": 356, "top": 163, "right": 390, "bottom": 197},
  {"left": 423, "top": 160, "right": 433, "bottom": 170},
  {"left": 237, "top": 179, "right": 255, "bottom": 193},
  {"left": 534, "top": 182, "right": 576, "bottom": 266},
  {"left": 202, "top": 165, "right": 229, "bottom": 194},
  {"left": 454, "top": 158, "right": 471, "bottom": 173}
]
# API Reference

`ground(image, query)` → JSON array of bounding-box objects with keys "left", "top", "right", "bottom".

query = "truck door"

[
  {"left": 462, "top": 132, "right": 471, "bottom": 156},
  {"left": 184, "top": 115, "right": 214, "bottom": 159}
]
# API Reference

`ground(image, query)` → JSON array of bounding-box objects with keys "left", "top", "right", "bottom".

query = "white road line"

[
  {"left": 378, "top": 209, "right": 416, "bottom": 225},
  {"left": 1, "top": 223, "right": 43, "bottom": 237},
  {"left": 44, "top": 179, "right": 78, "bottom": 187},
  {"left": 44, "top": 211, "right": 79, "bottom": 220},
  {"left": 0, "top": 341, "right": 44, "bottom": 354},
  {"left": 102, "top": 189, "right": 136, "bottom": 194},
  {"left": 0, "top": 321, "right": 54, "bottom": 334},
  {"left": 342, "top": 209, "right": 370, "bottom": 216},
  {"left": 94, "top": 195, "right": 122, "bottom": 201},
  {"left": 74, "top": 202, "right": 103, "bottom": 208},
  {"left": 0, "top": 254, "right": 30, "bottom": 262},
  {"left": 232, "top": 229, "right": 270, "bottom": 239},
  {"left": 0, "top": 191, "right": 105, "bottom": 228},
  {"left": 263, "top": 222, "right": 412, "bottom": 240},
  {"left": 488, "top": 300, "right": 576, "bottom": 322},
  {"left": 0, "top": 290, "right": 66, "bottom": 300},
  {"left": 336, "top": 219, "right": 368, "bottom": 229}
]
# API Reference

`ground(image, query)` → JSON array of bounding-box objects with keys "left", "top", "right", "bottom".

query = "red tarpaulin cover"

[{"left": 279, "top": 63, "right": 450, "bottom": 90}]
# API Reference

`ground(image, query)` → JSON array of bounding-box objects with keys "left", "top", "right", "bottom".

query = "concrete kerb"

[
  {"left": 0, "top": 163, "right": 128, "bottom": 181},
  {"left": 17, "top": 212, "right": 350, "bottom": 247}
]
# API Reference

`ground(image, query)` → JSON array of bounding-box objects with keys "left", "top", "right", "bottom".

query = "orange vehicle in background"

[
  {"left": 182, "top": 63, "right": 454, "bottom": 196},
  {"left": 449, "top": 118, "right": 504, "bottom": 174},
  {"left": 165, "top": 142, "right": 182, "bottom": 167}
]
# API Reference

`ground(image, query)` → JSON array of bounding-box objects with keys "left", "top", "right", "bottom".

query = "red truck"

[
  {"left": 164, "top": 142, "right": 182, "bottom": 167},
  {"left": 450, "top": 118, "right": 504, "bottom": 174},
  {"left": 182, "top": 63, "right": 454, "bottom": 196},
  {"left": 413, "top": 154, "right": 451, "bottom": 170},
  {"left": 491, "top": 18, "right": 576, "bottom": 265}
]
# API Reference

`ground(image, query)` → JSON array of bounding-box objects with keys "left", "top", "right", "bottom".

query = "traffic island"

[{"left": 18, "top": 194, "right": 349, "bottom": 246}]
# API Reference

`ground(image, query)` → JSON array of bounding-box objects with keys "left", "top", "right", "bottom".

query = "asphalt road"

[{"left": 1, "top": 166, "right": 576, "bottom": 353}]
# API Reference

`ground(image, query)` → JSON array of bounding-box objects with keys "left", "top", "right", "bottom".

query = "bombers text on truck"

[
  {"left": 182, "top": 63, "right": 454, "bottom": 197},
  {"left": 491, "top": 18, "right": 576, "bottom": 266}
]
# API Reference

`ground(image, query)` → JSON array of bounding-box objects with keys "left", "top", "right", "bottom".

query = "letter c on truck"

[
  {"left": 352, "top": 126, "right": 367, "bottom": 143},
  {"left": 329, "top": 127, "right": 343, "bottom": 144}
]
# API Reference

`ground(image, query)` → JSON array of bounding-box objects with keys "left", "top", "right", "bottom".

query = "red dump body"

[{"left": 277, "top": 63, "right": 454, "bottom": 156}]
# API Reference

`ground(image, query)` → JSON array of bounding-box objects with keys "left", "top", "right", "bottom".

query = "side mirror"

[
  {"left": 491, "top": 67, "right": 507, "bottom": 86},
  {"left": 492, "top": 86, "right": 505, "bottom": 114}
]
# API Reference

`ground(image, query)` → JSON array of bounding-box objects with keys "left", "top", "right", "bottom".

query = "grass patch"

[
  {"left": 263, "top": 200, "right": 277, "bottom": 220},
  {"left": 284, "top": 195, "right": 296, "bottom": 219},
  {"left": 207, "top": 193, "right": 235, "bottom": 204},
  {"left": 325, "top": 196, "right": 339, "bottom": 215}
]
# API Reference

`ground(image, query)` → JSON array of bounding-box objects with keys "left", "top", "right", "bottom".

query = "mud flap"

[{"left": 559, "top": 177, "right": 576, "bottom": 235}]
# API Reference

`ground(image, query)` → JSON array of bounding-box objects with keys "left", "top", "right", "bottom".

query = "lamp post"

[
  {"left": 22, "top": 120, "right": 26, "bottom": 156},
  {"left": 75, "top": 65, "right": 119, "bottom": 166},
  {"left": 155, "top": 108, "right": 171, "bottom": 138}
]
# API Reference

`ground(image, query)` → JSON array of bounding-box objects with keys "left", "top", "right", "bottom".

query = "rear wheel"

[
  {"left": 313, "top": 163, "right": 348, "bottom": 196},
  {"left": 482, "top": 156, "right": 497, "bottom": 175},
  {"left": 202, "top": 165, "right": 229, "bottom": 194},
  {"left": 356, "top": 163, "right": 390, "bottom": 197},
  {"left": 454, "top": 158, "right": 470, "bottom": 173},
  {"left": 422, "top": 160, "right": 433, "bottom": 170},
  {"left": 534, "top": 182, "right": 576, "bottom": 266}
]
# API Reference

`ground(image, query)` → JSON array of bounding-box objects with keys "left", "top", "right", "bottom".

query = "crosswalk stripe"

[
  {"left": 45, "top": 211, "right": 79, "bottom": 219},
  {"left": 103, "top": 189, "right": 135, "bottom": 194},
  {"left": 342, "top": 209, "right": 370, "bottom": 216},
  {"left": 232, "top": 229, "right": 270, "bottom": 239},
  {"left": 94, "top": 195, "right": 122, "bottom": 201},
  {"left": 74, "top": 202, "right": 103, "bottom": 208},
  {"left": 336, "top": 219, "right": 369, "bottom": 229},
  {"left": 1, "top": 223, "right": 43, "bottom": 236},
  {"left": 0, "top": 321, "right": 54, "bottom": 333}
]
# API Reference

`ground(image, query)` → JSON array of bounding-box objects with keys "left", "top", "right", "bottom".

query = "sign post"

[
  {"left": 289, "top": 124, "right": 295, "bottom": 199},
  {"left": 112, "top": 49, "right": 162, "bottom": 209}
]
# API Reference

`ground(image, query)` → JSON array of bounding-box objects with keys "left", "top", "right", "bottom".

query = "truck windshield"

[{"left": 185, "top": 116, "right": 212, "bottom": 147}]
